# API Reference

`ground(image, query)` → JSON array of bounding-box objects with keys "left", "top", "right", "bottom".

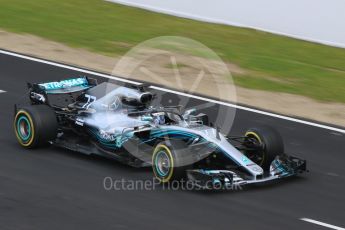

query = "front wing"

[{"left": 186, "top": 154, "right": 307, "bottom": 189}]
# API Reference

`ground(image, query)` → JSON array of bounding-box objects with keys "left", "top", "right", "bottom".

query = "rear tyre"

[
  {"left": 14, "top": 105, "right": 58, "bottom": 148},
  {"left": 152, "top": 140, "right": 193, "bottom": 183},
  {"left": 244, "top": 126, "right": 284, "bottom": 171}
]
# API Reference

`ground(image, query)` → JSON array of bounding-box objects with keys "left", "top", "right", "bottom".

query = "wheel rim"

[
  {"left": 155, "top": 150, "right": 171, "bottom": 177},
  {"left": 17, "top": 116, "right": 31, "bottom": 141}
]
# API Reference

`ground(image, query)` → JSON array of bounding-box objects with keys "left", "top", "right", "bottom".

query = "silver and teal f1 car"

[{"left": 14, "top": 77, "right": 307, "bottom": 189}]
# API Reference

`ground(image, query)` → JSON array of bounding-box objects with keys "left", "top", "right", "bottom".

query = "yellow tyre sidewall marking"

[
  {"left": 152, "top": 144, "right": 174, "bottom": 183},
  {"left": 245, "top": 131, "right": 265, "bottom": 166},
  {"left": 14, "top": 110, "right": 35, "bottom": 147}
]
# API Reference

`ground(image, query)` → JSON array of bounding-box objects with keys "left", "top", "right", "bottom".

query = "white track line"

[
  {"left": 0, "top": 90, "right": 6, "bottom": 93},
  {"left": 0, "top": 49, "right": 344, "bottom": 134},
  {"left": 301, "top": 218, "right": 345, "bottom": 230}
]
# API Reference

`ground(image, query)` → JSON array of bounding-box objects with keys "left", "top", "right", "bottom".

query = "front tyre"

[
  {"left": 152, "top": 140, "right": 192, "bottom": 183},
  {"left": 14, "top": 105, "right": 58, "bottom": 148},
  {"left": 244, "top": 126, "right": 284, "bottom": 171}
]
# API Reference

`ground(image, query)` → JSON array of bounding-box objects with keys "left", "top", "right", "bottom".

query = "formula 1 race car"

[{"left": 14, "top": 77, "right": 307, "bottom": 189}]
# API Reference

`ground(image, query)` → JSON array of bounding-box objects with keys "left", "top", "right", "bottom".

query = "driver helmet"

[{"left": 153, "top": 113, "right": 165, "bottom": 125}]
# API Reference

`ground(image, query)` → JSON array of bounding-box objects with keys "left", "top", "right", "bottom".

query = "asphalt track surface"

[{"left": 0, "top": 52, "right": 345, "bottom": 230}]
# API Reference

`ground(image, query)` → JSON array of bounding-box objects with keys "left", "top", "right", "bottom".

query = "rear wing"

[
  {"left": 27, "top": 76, "right": 97, "bottom": 106},
  {"left": 28, "top": 77, "right": 97, "bottom": 94}
]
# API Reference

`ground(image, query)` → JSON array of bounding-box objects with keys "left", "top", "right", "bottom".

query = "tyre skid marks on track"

[{"left": 330, "top": 132, "right": 343, "bottom": 136}]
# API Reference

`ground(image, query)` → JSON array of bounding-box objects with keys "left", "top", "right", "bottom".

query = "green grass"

[{"left": 0, "top": 0, "right": 344, "bottom": 102}]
